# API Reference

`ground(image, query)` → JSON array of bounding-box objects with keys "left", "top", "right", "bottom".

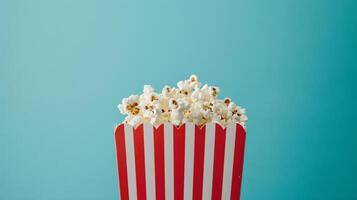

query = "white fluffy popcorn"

[{"left": 118, "top": 75, "right": 248, "bottom": 128}]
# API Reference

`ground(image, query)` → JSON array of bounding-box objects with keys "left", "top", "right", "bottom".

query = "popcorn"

[
  {"left": 188, "top": 74, "right": 202, "bottom": 88},
  {"left": 124, "top": 115, "right": 144, "bottom": 126},
  {"left": 162, "top": 85, "right": 173, "bottom": 97},
  {"left": 191, "top": 84, "right": 211, "bottom": 102},
  {"left": 118, "top": 95, "right": 141, "bottom": 116},
  {"left": 209, "top": 86, "right": 220, "bottom": 98},
  {"left": 117, "top": 75, "right": 248, "bottom": 128},
  {"left": 143, "top": 85, "right": 154, "bottom": 94}
]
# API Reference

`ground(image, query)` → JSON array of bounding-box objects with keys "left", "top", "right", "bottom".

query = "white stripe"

[
  {"left": 184, "top": 123, "right": 195, "bottom": 200},
  {"left": 124, "top": 124, "right": 137, "bottom": 200},
  {"left": 221, "top": 123, "right": 237, "bottom": 199},
  {"left": 143, "top": 124, "right": 156, "bottom": 200},
  {"left": 164, "top": 123, "right": 174, "bottom": 200},
  {"left": 202, "top": 123, "right": 216, "bottom": 200}
]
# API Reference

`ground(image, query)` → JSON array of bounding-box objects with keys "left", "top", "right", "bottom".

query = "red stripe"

[
  {"left": 115, "top": 124, "right": 129, "bottom": 200},
  {"left": 230, "top": 124, "right": 246, "bottom": 200},
  {"left": 173, "top": 124, "right": 186, "bottom": 200},
  {"left": 154, "top": 124, "right": 166, "bottom": 200},
  {"left": 192, "top": 125, "right": 206, "bottom": 200},
  {"left": 133, "top": 124, "right": 147, "bottom": 200},
  {"left": 211, "top": 124, "right": 227, "bottom": 200}
]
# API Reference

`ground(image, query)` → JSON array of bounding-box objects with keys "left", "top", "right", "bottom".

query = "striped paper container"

[{"left": 114, "top": 123, "right": 246, "bottom": 200}]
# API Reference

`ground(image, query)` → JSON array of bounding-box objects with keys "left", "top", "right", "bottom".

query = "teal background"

[{"left": 1, "top": 0, "right": 356, "bottom": 199}]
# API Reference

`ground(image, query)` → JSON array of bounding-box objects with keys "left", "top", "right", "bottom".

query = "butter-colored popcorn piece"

[
  {"left": 140, "top": 86, "right": 159, "bottom": 104},
  {"left": 223, "top": 98, "right": 231, "bottom": 106},
  {"left": 168, "top": 98, "right": 179, "bottom": 110},
  {"left": 118, "top": 95, "right": 141, "bottom": 116},
  {"left": 124, "top": 115, "right": 144, "bottom": 127},
  {"left": 143, "top": 85, "right": 155, "bottom": 94},
  {"left": 162, "top": 85, "right": 174, "bottom": 97},
  {"left": 160, "top": 108, "right": 171, "bottom": 123},
  {"left": 170, "top": 109, "right": 184, "bottom": 125},
  {"left": 188, "top": 74, "right": 202, "bottom": 89},
  {"left": 191, "top": 85, "right": 211, "bottom": 102},
  {"left": 209, "top": 86, "right": 220, "bottom": 98},
  {"left": 169, "top": 98, "right": 189, "bottom": 125},
  {"left": 177, "top": 81, "right": 192, "bottom": 97}
]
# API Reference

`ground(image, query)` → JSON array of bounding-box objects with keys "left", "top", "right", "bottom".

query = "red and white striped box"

[{"left": 114, "top": 123, "right": 246, "bottom": 200}]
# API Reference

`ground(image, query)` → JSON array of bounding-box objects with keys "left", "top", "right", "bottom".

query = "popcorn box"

[{"left": 114, "top": 123, "right": 246, "bottom": 200}]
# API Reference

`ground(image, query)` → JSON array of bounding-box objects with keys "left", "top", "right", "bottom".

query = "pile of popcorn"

[{"left": 118, "top": 75, "right": 247, "bottom": 128}]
